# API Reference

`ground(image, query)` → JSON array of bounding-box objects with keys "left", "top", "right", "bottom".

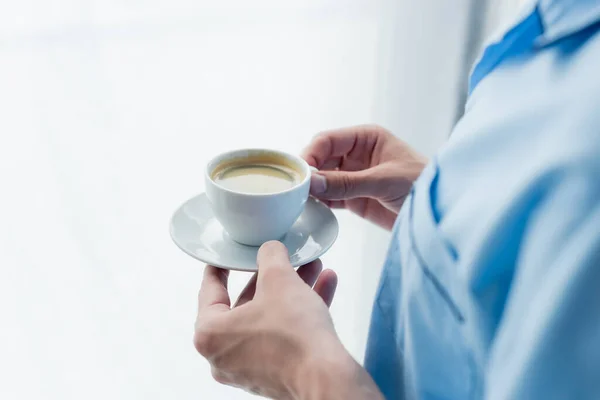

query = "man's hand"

[
  {"left": 303, "top": 124, "right": 427, "bottom": 230},
  {"left": 194, "top": 241, "right": 383, "bottom": 399}
]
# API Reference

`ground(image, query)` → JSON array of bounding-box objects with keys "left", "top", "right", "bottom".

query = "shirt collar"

[{"left": 537, "top": 0, "right": 600, "bottom": 45}]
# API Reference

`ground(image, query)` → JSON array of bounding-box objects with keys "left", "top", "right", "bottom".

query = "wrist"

[{"left": 291, "top": 339, "right": 383, "bottom": 400}]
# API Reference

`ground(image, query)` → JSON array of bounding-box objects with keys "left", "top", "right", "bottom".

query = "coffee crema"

[{"left": 211, "top": 155, "right": 304, "bottom": 194}]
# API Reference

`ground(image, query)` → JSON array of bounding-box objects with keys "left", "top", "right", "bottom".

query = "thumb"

[
  {"left": 256, "top": 241, "right": 297, "bottom": 290},
  {"left": 310, "top": 169, "right": 376, "bottom": 200}
]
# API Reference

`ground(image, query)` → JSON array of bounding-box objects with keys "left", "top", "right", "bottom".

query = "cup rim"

[{"left": 205, "top": 148, "right": 311, "bottom": 197}]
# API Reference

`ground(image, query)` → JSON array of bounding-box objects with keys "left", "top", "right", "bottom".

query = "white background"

[{"left": 0, "top": 1, "right": 520, "bottom": 399}]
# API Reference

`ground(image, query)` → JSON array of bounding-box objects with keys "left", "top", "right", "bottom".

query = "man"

[{"left": 193, "top": 0, "right": 600, "bottom": 398}]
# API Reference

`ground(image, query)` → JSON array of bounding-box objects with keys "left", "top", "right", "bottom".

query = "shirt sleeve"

[{"left": 485, "top": 162, "right": 600, "bottom": 399}]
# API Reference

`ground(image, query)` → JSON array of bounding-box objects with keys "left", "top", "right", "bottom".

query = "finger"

[
  {"left": 310, "top": 169, "right": 379, "bottom": 200},
  {"left": 326, "top": 200, "right": 346, "bottom": 209},
  {"left": 233, "top": 273, "right": 258, "bottom": 308},
  {"left": 321, "top": 157, "right": 343, "bottom": 171},
  {"left": 301, "top": 126, "right": 377, "bottom": 169},
  {"left": 198, "top": 266, "right": 231, "bottom": 316},
  {"left": 256, "top": 241, "right": 295, "bottom": 289},
  {"left": 313, "top": 269, "right": 338, "bottom": 307},
  {"left": 296, "top": 259, "right": 323, "bottom": 288},
  {"left": 235, "top": 260, "right": 322, "bottom": 307},
  {"left": 318, "top": 199, "right": 346, "bottom": 209}
]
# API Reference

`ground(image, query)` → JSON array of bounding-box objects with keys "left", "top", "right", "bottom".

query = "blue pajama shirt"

[{"left": 364, "top": 1, "right": 600, "bottom": 398}]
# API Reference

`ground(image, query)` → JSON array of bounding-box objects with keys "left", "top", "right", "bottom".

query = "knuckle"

[
  {"left": 341, "top": 174, "right": 356, "bottom": 194},
  {"left": 211, "top": 367, "right": 229, "bottom": 385},
  {"left": 363, "top": 123, "right": 385, "bottom": 133},
  {"left": 361, "top": 123, "right": 392, "bottom": 140},
  {"left": 193, "top": 329, "right": 217, "bottom": 357},
  {"left": 313, "top": 130, "right": 330, "bottom": 141},
  {"left": 368, "top": 123, "right": 385, "bottom": 132},
  {"left": 312, "top": 132, "right": 333, "bottom": 150},
  {"left": 304, "top": 133, "right": 327, "bottom": 154}
]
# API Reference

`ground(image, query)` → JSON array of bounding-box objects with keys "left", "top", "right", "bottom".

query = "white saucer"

[{"left": 170, "top": 193, "right": 339, "bottom": 271}]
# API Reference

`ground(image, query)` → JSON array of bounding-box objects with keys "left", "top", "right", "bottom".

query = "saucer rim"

[{"left": 169, "top": 193, "right": 339, "bottom": 272}]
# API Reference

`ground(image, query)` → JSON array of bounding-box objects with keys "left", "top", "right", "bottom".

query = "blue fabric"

[
  {"left": 364, "top": 1, "right": 600, "bottom": 399},
  {"left": 469, "top": 6, "right": 543, "bottom": 94}
]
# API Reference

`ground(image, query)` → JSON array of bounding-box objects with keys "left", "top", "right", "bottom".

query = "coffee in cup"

[
  {"left": 205, "top": 149, "right": 311, "bottom": 246},
  {"left": 210, "top": 153, "right": 304, "bottom": 194}
]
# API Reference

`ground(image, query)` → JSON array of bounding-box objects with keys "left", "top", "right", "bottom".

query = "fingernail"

[{"left": 310, "top": 172, "right": 327, "bottom": 195}]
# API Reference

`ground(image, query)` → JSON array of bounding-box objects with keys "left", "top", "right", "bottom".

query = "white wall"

[{"left": 0, "top": 3, "right": 389, "bottom": 399}]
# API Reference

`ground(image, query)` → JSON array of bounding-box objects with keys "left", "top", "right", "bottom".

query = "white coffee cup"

[{"left": 205, "top": 148, "right": 311, "bottom": 246}]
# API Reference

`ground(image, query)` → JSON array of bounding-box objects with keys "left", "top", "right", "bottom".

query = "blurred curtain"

[{"left": 0, "top": 1, "right": 520, "bottom": 399}]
